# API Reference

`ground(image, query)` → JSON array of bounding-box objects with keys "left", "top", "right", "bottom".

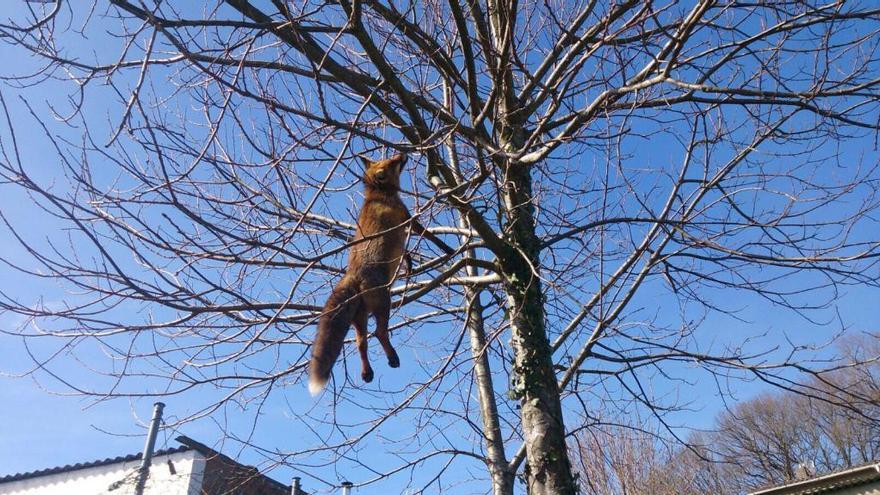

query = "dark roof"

[
  {"left": 749, "top": 462, "right": 880, "bottom": 495},
  {"left": 175, "top": 436, "right": 292, "bottom": 494},
  {"left": 0, "top": 444, "right": 191, "bottom": 484},
  {"left": 0, "top": 435, "right": 291, "bottom": 494}
]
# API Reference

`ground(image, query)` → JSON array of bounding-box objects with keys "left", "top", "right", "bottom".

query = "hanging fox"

[{"left": 308, "top": 153, "right": 454, "bottom": 395}]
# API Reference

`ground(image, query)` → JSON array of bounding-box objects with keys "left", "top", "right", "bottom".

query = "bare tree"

[
  {"left": 573, "top": 420, "right": 672, "bottom": 495},
  {"left": 710, "top": 336, "right": 880, "bottom": 492},
  {"left": 2, "top": 1, "right": 880, "bottom": 494},
  {"left": 573, "top": 335, "right": 880, "bottom": 495},
  {"left": 573, "top": 423, "right": 731, "bottom": 495}
]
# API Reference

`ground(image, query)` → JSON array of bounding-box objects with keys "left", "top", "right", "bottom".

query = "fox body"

[{"left": 308, "top": 154, "right": 412, "bottom": 395}]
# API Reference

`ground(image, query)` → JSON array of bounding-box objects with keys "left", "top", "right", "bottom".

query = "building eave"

[
  {"left": 0, "top": 446, "right": 192, "bottom": 484},
  {"left": 750, "top": 463, "right": 880, "bottom": 495}
]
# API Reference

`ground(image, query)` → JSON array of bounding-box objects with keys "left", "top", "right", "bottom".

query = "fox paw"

[
  {"left": 362, "top": 368, "right": 374, "bottom": 383},
  {"left": 388, "top": 354, "right": 400, "bottom": 368}
]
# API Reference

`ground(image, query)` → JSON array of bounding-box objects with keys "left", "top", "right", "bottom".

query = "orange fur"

[{"left": 308, "top": 154, "right": 411, "bottom": 395}]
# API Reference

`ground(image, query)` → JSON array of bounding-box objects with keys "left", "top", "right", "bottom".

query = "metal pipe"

[
  {"left": 291, "top": 477, "right": 301, "bottom": 495},
  {"left": 134, "top": 402, "right": 165, "bottom": 495},
  {"left": 340, "top": 481, "right": 353, "bottom": 495}
]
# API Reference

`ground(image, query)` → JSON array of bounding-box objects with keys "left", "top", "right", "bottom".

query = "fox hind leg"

[
  {"left": 353, "top": 307, "right": 374, "bottom": 383},
  {"left": 370, "top": 290, "right": 400, "bottom": 368}
]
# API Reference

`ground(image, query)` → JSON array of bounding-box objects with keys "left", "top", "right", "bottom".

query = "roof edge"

[
  {"left": 173, "top": 435, "right": 290, "bottom": 492},
  {"left": 0, "top": 435, "right": 291, "bottom": 493},
  {"left": 0, "top": 445, "right": 192, "bottom": 484},
  {"left": 750, "top": 463, "right": 880, "bottom": 495}
]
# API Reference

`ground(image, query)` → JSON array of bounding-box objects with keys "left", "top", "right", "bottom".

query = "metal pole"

[
  {"left": 291, "top": 477, "right": 302, "bottom": 495},
  {"left": 340, "top": 481, "right": 353, "bottom": 495},
  {"left": 134, "top": 402, "right": 165, "bottom": 495}
]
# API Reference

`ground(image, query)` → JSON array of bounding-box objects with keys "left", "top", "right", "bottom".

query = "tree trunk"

[
  {"left": 448, "top": 99, "right": 515, "bottom": 494},
  {"left": 502, "top": 164, "right": 577, "bottom": 495},
  {"left": 482, "top": 2, "right": 575, "bottom": 486},
  {"left": 466, "top": 290, "right": 516, "bottom": 495}
]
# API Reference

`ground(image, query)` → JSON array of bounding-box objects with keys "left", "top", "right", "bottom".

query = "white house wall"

[{"left": 0, "top": 450, "right": 203, "bottom": 495}]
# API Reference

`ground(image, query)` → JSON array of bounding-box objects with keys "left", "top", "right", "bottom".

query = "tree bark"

[
  {"left": 447, "top": 86, "right": 515, "bottom": 494},
  {"left": 502, "top": 164, "right": 577, "bottom": 495},
  {"left": 484, "top": 0, "right": 578, "bottom": 486},
  {"left": 465, "top": 290, "right": 516, "bottom": 495}
]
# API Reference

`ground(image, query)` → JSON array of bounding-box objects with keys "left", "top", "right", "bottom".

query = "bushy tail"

[{"left": 309, "top": 277, "right": 360, "bottom": 396}]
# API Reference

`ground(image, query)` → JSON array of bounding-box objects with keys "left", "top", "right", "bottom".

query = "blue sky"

[{"left": 1, "top": 3, "right": 879, "bottom": 495}]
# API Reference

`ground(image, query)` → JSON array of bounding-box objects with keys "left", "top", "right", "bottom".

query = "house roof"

[
  {"left": 0, "top": 444, "right": 191, "bottom": 484},
  {"left": 173, "top": 436, "right": 292, "bottom": 494},
  {"left": 749, "top": 462, "right": 880, "bottom": 495},
  {"left": 0, "top": 435, "right": 290, "bottom": 494}
]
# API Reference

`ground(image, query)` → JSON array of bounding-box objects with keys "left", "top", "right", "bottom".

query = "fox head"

[{"left": 360, "top": 153, "right": 407, "bottom": 190}]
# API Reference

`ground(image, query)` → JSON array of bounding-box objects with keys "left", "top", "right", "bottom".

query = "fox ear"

[{"left": 357, "top": 155, "right": 372, "bottom": 170}]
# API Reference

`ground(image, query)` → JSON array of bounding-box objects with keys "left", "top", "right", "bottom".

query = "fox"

[{"left": 308, "top": 153, "right": 454, "bottom": 395}]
